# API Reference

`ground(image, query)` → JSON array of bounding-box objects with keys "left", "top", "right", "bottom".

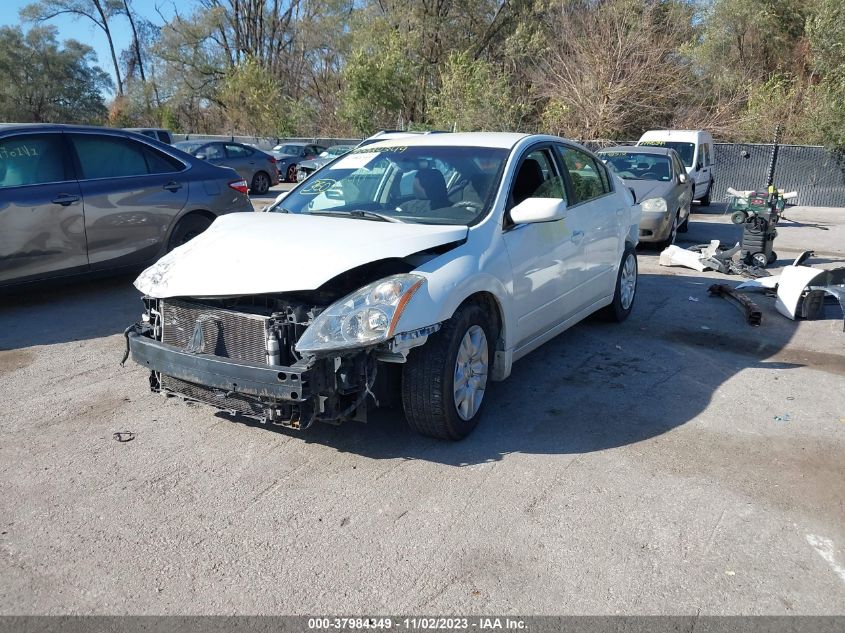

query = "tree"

[
  {"left": 533, "top": 0, "right": 697, "bottom": 139},
  {"left": 0, "top": 25, "right": 111, "bottom": 123},
  {"left": 21, "top": 0, "right": 125, "bottom": 96},
  {"left": 429, "top": 51, "right": 527, "bottom": 132}
]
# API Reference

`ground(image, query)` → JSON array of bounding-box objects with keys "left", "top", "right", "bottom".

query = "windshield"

[
  {"left": 599, "top": 152, "right": 673, "bottom": 181},
  {"left": 637, "top": 141, "right": 695, "bottom": 167},
  {"left": 272, "top": 145, "right": 508, "bottom": 226}
]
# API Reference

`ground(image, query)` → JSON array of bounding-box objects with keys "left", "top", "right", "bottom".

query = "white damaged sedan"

[{"left": 126, "top": 133, "right": 641, "bottom": 440}]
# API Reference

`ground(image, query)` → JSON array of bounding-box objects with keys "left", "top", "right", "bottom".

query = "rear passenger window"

[
  {"left": 71, "top": 134, "right": 183, "bottom": 179},
  {"left": 225, "top": 144, "right": 252, "bottom": 158},
  {"left": 558, "top": 146, "right": 610, "bottom": 203},
  {"left": 0, "top": 134, "right": 69, "bottom": 188}
]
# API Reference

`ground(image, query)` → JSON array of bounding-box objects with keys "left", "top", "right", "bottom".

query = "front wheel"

[
  {"left": 286, "top": 164, "right": 297, "bottom": 183},
  {"left": 402, "top": 303, "right": 494, "bottom": 440},
  {"left": 600, "top": 246, "right": 638, "bottom": 322}
]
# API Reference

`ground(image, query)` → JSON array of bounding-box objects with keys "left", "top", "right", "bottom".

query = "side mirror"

[
  {"left": 195, "top": 153, "right": 207, "bottom": 160},
  {"left": 627, "top": 186, "right": 637, "bottom": 203},
  {"left": 696, "top": 162, "right": 703, "bottom": 170},
  {"left": 678, "top": 173, "right": 687, "bottom": 184},
  {"left": 510, "top": 198, "right": 567, "bottom": 225}
]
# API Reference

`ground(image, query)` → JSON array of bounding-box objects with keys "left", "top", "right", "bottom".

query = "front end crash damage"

[{"left": 125, "top": 282, "right": 442, "bottom": 430}]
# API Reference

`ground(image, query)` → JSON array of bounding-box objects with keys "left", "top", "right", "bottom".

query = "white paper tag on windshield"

[{"left": 333, "top": 152, "right": 379, "bottom": 170}]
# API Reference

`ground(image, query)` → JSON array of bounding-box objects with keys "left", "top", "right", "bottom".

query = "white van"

[{"left": 637, "top": 130, "right": 715, "bottom": 205}]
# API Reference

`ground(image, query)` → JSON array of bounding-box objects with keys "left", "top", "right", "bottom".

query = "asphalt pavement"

[{"left": 0, "top": 203, "right": 843, "bottom": 614}]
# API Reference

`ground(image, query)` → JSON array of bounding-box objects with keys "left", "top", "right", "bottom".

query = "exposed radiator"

[{"left": 160, "top": 299, "right": 268, "bottom": 364}]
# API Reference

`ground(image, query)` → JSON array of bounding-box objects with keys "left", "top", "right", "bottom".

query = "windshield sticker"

[
  {"left": 300, "top": 179, "right": 336, "bottom": 195},
  {"left": 332, "top": 152, "right": 381, "bottom": 170},
  {"left": 600, "top": 152, "right": 630, "bottom": 157},
  {"left": 639, "top": 141, "right": 666, "bottom": 146},
  {"left": 349, "top": 145, "right": 407, "bottom": 155}
]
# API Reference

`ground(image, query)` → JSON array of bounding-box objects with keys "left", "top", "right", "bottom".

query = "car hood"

[
  {"left": 298, "top": 158, "right": 323, "bottom": 169},
  {"left": 135, "top": 212, "right": 468, "bottom": 298},
  {"left": 626, "top": 179, "right": 671, "bottom": 202}
]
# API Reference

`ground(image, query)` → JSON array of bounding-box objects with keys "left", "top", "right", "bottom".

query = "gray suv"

[{"left": 0, "top": 124, "right": 253, "bottom": 288}]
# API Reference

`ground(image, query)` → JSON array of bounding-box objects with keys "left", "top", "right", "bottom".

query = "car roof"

[
  {"left": 363, "top": 131, "right": 532, "bottom": 150},
  {"left": 638, "top": 129, "right": 710, "bottom": 142},
  {"left": 599, "top": 145, "right": 675, "bottom": 156},
  {"left": 0, "top": 123, "right": 140, "bottom": 133}
]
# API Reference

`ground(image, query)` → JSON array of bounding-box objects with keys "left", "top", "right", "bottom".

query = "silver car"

[
  {"left": 174, "top": 141, "right": 280, "bottom": 194},
  {"left": 270, "top": 142, "right": 326, "bottom": 183},
  {"left": 0, "top": 124, "right": 253, "bottom": 288},
  {"left": 295, "top": 144, "right": 355, "bottom": 182},
  {"left": 598, "top": 146, "right": 693, "bottom": 247}
]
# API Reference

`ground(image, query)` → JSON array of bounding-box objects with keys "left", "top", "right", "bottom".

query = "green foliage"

[
  {"left": 0, "top": 25, "right": 110, "bottom": 123},
  {"left": 429, "top": 51, "right": 527, "bottom": 132},
  {"left": 339, "top": 24, "right": 416, "bottom": 133},
  {"left": 217, "top": 57, "right": 306, "bottom": 137}
]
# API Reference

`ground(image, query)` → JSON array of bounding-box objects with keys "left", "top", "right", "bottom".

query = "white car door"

[
  {"left": 557, "top": 144, "right": 622, "bottom": 305},
  {"left": 502, "top": 146, "right": 584, "bottom": 347}
]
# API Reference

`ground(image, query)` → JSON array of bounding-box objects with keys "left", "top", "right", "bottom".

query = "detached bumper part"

[{"left": 127, "top": 329, "right": 319, "bottom": 427}]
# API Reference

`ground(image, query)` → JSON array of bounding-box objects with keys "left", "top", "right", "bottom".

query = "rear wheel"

[
  {"left": 167, "top": 214, "right": 212, "bottom": 251},
  {"left": 402, "top": 303, "right": 494, "bottom": 440},
  {"left": 599, "top": 246, "right": 638, "bottom": 322},
  {"left": 250, "top": 171, "right": 271, "bottom": 194}
]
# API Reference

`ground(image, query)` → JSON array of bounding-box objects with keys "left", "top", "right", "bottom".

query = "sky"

[{"left": 1, "top": 0, "right": 180, "bottom": 95}]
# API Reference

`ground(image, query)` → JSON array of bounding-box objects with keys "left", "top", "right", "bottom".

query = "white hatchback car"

[{"left": 126, "top": 133, "right": 641, "bottom": 440}]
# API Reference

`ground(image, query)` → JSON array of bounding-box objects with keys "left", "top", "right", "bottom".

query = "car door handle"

[
  {"left": 163, "top": 181, "right": 183, "bottom": 192},
  {"left": 570, "top": 230, "right": 585, "bottom": 244},
  {"left": 51, "top": 194, "right": 80, "bottom": 206}
]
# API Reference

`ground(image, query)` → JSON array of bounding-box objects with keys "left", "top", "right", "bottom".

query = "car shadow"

[
  {"left": 0, "top": 272, "right": 141, "bottom": 350},
  {"left": 215, "top": 271, "right": 827, "bottom": 466}
]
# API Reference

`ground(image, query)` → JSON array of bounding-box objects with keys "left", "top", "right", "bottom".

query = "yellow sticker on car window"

[
  {"left": 300, "top": 179, "right": 336, "bottom": 194},
  {"left": 639, "top": 141, "right": 666, "bottom": 146}
]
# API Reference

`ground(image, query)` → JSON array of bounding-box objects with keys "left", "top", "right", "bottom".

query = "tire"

[
  {"left": 167, "top": 214, "right": 212, "bottom": 251},
  {"left": 402, "top": 302, "right": 494, "bottom": 440},
  {"left": 751, "top": 252, "right": 769, "bottom": 268},
  {"left": 656, "top": 212, "right": 679, "bottom": 249},
  {"left": 731, "top": 210, "right": 747, "bottom": 225},
  {"left": 599, "top": 246, "right": 638, "bottom": 322},
  {"left": 286, "top": 164, "right": 297, "bottom": 183},
  {"left": 250, "top": 171, "right": 271, "bottom": 195},
  {"left": 700, "top": 180, "right": 713, "bottom": 206},
  {"left": 678, "top": 209, "right": 689, "bottom": 233},
  {"left": 768, "top": 251, "right": 777, "bottom": 264}
]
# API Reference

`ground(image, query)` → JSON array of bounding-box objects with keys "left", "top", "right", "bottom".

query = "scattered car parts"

[{"left": 707, "top": 284, "right": 763, "bottom": 326}]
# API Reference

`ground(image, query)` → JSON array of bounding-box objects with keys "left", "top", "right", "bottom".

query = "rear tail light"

[
  {"left": 268, "top": 156, "right": 277, "bottom": 164},
  {"left": 228, "top": 179, "right": 249, "bottom": 194}
]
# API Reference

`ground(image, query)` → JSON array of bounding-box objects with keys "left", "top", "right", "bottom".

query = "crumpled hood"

[
  {"left": 627, "top": 179, "right": 671, "bottom": 203},
  {"left": 135, "top": 212, "right": 467, "bottom": 298}
]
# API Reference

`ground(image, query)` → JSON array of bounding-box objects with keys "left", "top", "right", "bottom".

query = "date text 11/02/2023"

[{"left": 307, "top": 617, "right": 527, "bottom": 630}]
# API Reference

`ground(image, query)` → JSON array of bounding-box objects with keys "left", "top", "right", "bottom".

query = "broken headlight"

[
  {"left": 295, "top": 274, "right": 425, "bottom": 354},
  {"left": 641, "top": 197, "right": 668, "bottom": 213}
]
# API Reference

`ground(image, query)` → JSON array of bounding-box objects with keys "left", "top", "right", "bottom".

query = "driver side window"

[{"left": 510, "top": 148, "right": 566, "bottom": 208}]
